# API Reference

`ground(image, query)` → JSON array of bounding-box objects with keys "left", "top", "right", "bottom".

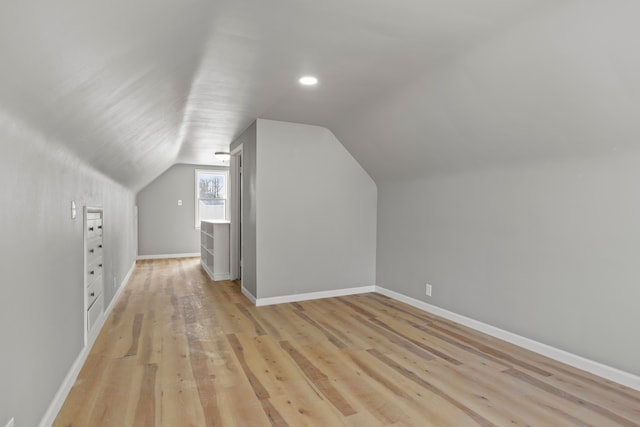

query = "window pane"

[
  {"left": 198, "top": 173, "right": 226, "bottom": 199},
  {"left": 199, "top": 199, "right": 226, "bottom": 221}
]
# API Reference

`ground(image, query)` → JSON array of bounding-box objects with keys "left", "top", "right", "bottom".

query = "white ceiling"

[{"left": 0, "top": 0, "right": 562, "bottom": 190}]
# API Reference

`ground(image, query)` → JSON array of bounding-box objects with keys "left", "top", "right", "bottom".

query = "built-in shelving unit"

[
  {"left": 200, "top": 220, "right": 231, "bottom": 281},
  {"left": 84, "top": 206, "right": 104, "bottom": 344}
]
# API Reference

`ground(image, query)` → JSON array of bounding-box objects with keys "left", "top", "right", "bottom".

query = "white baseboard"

[
  {"left": 241, "top": 286, "right": 257, "bottom": 305},
  {"left": 375, "top": 286, "right": 640, "bottom": 392},
  {"left": 137, "top": 252, "right": 199, "bottom": 260},
  {"left": 105, "top": 262, "right": 136, "bottom": 314},
  {"left": 38, "top": 261, "right": 136, "bottom": 427},
  {"left": 255, "top": 285, "right": 376, "bottom": 307},
  {"left": 200, "top": 260, "right": 232, "bottom": 282}
]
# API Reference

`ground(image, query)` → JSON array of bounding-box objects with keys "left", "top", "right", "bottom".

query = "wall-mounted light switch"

[
  {"left": 71, "top": 200, "right": 77, "bottom": 219},
  {"left": 177, "top": 200, "right": 183, "bottom": 206}
]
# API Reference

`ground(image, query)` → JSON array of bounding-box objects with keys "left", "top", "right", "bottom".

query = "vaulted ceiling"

[{"left": 4, "top": 0, "right": 627, "bottom": 191}]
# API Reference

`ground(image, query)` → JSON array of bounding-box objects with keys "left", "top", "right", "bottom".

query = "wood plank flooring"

[{"left": 54, "top": 258, "right": 640, "bottom": 426}]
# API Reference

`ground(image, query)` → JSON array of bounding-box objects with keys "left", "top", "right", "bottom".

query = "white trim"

[
  {"left": 200, "top": 260, "right": 231, "bottom": 282},
  {"left": 374, "top": 286, "right": 640, "bottom": 392},
  {"left": 137, "top": 253, "right": 199, "bottom": 260},
  {"left": 241, "top": 286, "right": 257, "bottom": 305},
  {"left": 255, "top": 286, "right": 375, "bottom": 307},
  {"left": 39, "top": 261, "right": 136, "bottom": 427},
  {"left": 230, "top": 143, "right": 243, "bottom": 156},
  {"left": 229, "top": 151, "right": 241, "bottom": 280},
  {"left": 106, "top": 262, "right": 136, "bottom": 313},
  {"left": 195, "top": 168, "right": 230, "bottom": 228},
  {"left": 83, "top": 206, "right": 104, "bottom": 345}
]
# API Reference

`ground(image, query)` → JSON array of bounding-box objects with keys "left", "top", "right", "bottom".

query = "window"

[{"left": 195, "top": 169, "right": 228, "bottom": 227}]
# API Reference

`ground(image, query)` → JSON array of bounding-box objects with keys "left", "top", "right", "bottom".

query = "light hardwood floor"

[{"left": 54, "top": 258, "right": 640, "bottom": 426}]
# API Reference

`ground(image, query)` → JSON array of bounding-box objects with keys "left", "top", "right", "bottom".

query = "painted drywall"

[
  {"left": 255, "top": 119, "right": 377, "bottom": 299},
  {"left": 0, "top": 1, "right": 223, "bottom": 191},
  {"left": 378, "top": 151, "right": 640, "bottom": 375},
  {"left": 0, "top": 109, "right": 137, "bottom": 427},
  {"left": 136, "top": 163, "right": 229, "bottom": 257},
  {"left": 1, "top": 1, "right": 557, "bottom": 192},
  {"left": 230, "top": 122, "right": 257, "bottom": 298},
  {"left": 371, "top": 1, "right": 640, "bottom": 375},
  {"left": 334, "top": 1, "right": 640, "bottom": 181}
]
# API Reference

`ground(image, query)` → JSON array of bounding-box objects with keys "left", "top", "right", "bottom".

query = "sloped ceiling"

[
  {"left": 0, "top": 0, "right": 561, "bottom": 190},
  {"left": 333, "top": 1, "right": 640, "bottom": 181}
]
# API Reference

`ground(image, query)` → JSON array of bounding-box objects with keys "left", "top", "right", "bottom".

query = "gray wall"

[
  {"left": 136, "top": 163, "right": 229, "bottom": 257},
  {"left": 256, "top": 119, "right": 377, "bottom": 299},
  {"left": 378, "top": 151, "right": 640, "bottom": 375},
  {"left": 373, "top": 1, "right": 640, "bottom": 375},
  {"left": 231, "top": 122, "right": 257, "bottom": 298},
  {"left": 0, "top": 110, "right": 137, "bottom": 427}
]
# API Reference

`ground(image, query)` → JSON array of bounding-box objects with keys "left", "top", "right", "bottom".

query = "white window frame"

[{"left": 195, "top": 168, "right": 229, "bottom": 228}]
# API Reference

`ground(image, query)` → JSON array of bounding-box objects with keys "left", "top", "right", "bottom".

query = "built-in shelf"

[
  {"left": 84, "top": 206, "right": 104, "bottom": 344},
  {"left": 200, "top": 220, "right": 231, "bottom": 281}
]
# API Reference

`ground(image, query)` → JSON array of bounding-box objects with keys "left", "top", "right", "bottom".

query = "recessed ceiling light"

[{"left": 299, "top": 76, "right": 318, "bottom": 86}]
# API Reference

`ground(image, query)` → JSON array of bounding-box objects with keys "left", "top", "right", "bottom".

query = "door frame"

[{"left": 230, "top": 145, "right": 243, "bottom": 281}]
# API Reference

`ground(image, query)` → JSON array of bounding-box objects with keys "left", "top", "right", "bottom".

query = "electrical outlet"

[
  {"left": 6, "top": 417, "right": 15, "bottom": 427},
  {"left": 425, "top": 283, "right": 432, "bottom": 297},
  {"left": 113, "top": 276, "right": 117, "bottom": 288}
]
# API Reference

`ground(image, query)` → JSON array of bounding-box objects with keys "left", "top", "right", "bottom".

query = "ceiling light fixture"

[
  {"left": 214, "top": 151, "right": 231, "bottom": 161},
  {"left": 299, "top": 76, "right": 318, "bottom": 86}
]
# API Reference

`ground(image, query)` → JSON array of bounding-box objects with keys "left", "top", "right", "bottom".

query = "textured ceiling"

[{"left": 0, "top": 0, "right": 558, "bottom": 190}]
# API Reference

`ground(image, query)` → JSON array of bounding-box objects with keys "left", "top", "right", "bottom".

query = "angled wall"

[
  {"left": 0, "top": 111, "right": 137, "bottom": 427},
  {"left": 255, "top": 119, "right": 377, "bottom": 299},
  {"left": 368, "top": 1, "right": 640, "bottom": 376}
]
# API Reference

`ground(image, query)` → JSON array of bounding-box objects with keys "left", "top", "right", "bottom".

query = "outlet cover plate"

[{"left": 425, "top": 284, "right": 432, "bottom": 297}]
